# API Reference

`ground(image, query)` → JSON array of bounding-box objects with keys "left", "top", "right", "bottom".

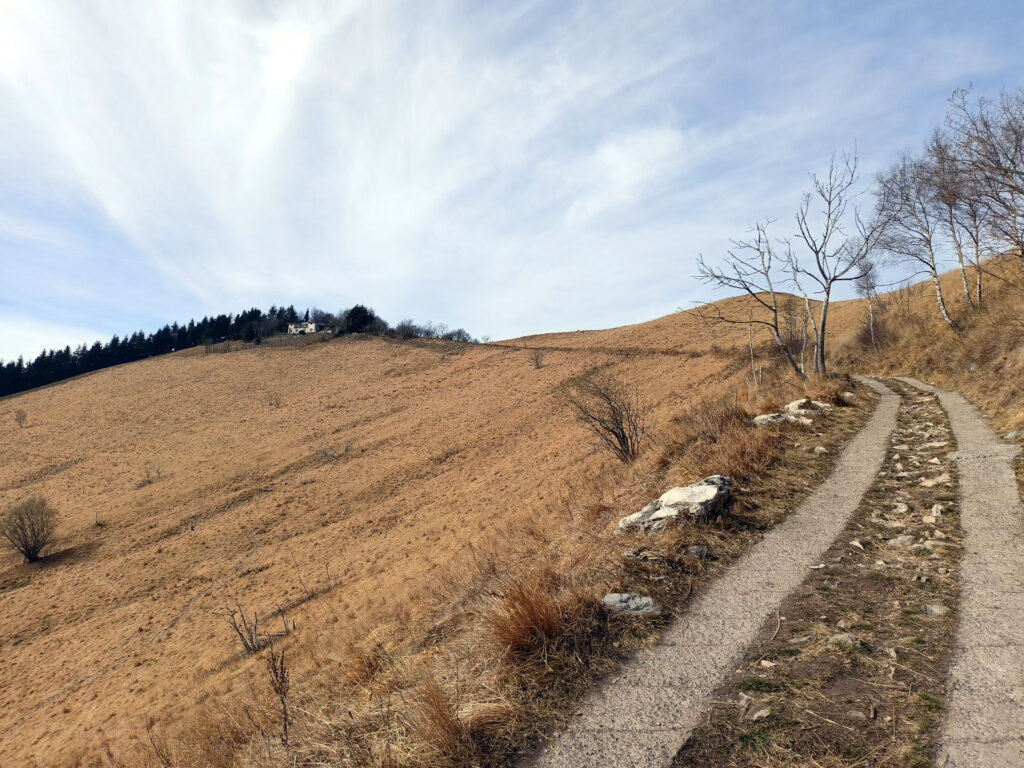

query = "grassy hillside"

[
  {"left": 0, "top": 308, "right": 768, "bottom": 766},
  {"left": 4, "top": 268, "right": 1019, "bottom": 767}
]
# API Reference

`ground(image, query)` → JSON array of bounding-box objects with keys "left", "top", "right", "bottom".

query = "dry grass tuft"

[
  {"left": 404, "top": 675, "right": 479, "bottom": 767},
  {"left": 484, "top": 566, "right": 568, "bottom": 658}
]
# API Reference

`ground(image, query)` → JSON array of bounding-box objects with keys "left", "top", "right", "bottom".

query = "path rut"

[
  {"left": 896, "top": 377, "right": 1024, "bottom": 767},
  {"left": 520, "top": 378, "right": 900, "bottom": 768}
]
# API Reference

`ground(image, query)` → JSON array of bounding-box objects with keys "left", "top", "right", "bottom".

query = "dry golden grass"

[{"left": 0, "top": 288, "right": 899, "bottom": 767}]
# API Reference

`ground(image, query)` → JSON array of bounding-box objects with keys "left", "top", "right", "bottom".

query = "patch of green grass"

[
  {"left": 902, "top": 740, "right": 930, "bottom": 767},
  {"left": 737, "top": 677, "right": 785, "bottom": 693},
  {"left": 739, "top": 726, "right": 771, "bottom": 754},
  {"left": 917, "top": 692, "right": 942, "bottom": 711},
  {"left": 776, "top": 647, "right": 802, "bottom": 657}
]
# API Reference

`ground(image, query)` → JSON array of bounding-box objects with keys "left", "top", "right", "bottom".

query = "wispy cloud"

[{"left": 1, "top": 0, "right": 1022, "bottom": 361}]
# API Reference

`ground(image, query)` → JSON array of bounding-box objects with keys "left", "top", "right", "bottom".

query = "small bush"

[
  {"left": 561, "top": 370, "right": 650, "bottom": 463},
  {"left": 14, "top": 408, "right": 27, "bottom": 428},
  {"left": 1, "top": 496, "right": 57, "bottom": 562}
]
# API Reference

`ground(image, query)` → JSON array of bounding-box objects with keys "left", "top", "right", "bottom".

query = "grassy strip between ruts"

[
  {"left": 112, "top": 377, "right": 876, "bottom": 768},
  {"left": 674, "top": 379, "right": 962, "bottom": 768}
]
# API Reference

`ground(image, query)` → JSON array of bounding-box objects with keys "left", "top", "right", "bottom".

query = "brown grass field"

[
  {"left": 0, "top": 300, "right": 781, "bottom": 766},
  {"left": 1, "top": 264, "right": 1021, "bottom": 767}
]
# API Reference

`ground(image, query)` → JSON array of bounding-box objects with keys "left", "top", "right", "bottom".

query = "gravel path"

[
  {"left": 519, "top": 378, "right": 900, "bottom": 768},
  {"left": 895, "top": 377, "right": 1024, "bottom": 767}
]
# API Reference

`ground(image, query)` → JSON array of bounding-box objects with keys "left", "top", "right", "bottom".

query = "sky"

[{"left": 2, "top": 0, "right": 1024, "bottom": 362}]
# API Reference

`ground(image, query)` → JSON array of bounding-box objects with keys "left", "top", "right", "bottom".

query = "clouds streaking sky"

[{"left": 2, "top": 0, "right": 1023, "bottom": 361}]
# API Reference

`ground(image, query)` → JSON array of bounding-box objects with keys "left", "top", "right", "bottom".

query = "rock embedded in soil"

[
  {"left": 785, "top": 397, "right": 834, "bottom": 414},
  {"left": 617, "top": 476, "right": 732, "bottom": 533},
  {"left": 1003, "top": 430, "right": 1019, "bottom": 440},
  {"left": 602, "top": 593, "right": 661, "bottom": 615},
  {"left": 828, "top": 632, "right": 860, "bottom": 647},
  {"left": 889, "top": 534, "right": 917, "bottom": 548},
  {"left": 922, "top": 604, "right": 950, "bottom": 616},
  {"left": 920, "top": 473, "right": 951, "bottom": 488}
]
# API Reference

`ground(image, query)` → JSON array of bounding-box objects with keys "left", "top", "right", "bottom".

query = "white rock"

[
  {"left": 602, "top": 593, "right": 661, "bottom": 615},
  {"left": 752, "top": 413, "right": 786, "bottom": 426},
  {"left": 922, "top": 604, "right": 950, "bottom": 616},
  {"left": 617, "top": 476, "right": 732, "bottom": 533},
  {"left": 786, "top": 397, "right": 834, "bottom": 414}
]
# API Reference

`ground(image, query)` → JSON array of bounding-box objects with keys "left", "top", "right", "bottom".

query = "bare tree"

[
  {"left": 561, "top": 370, "right": 649, "bottom": 463},
  {"left": 855, "top": 258, "right": 881, "bottom": 346},
  {"left": 789, "top": 151, "right": 889, "bottom": 375},
  {"left": 946, "top": 87, "right": 1024, "bottom": 264},
  {"left": 1, "top": 496, "right": 57, "bottom": 562},
  {"left": 875, "top": 152, "right": 957, "bottom": 329},
  {"left": 696, "top": 221, "right": 806, "bottom": 379},
  {"left": 529, "top": 350, "right": 545, "bottom": 369},
  {"left": 13, "top": 408, "right": 27, "bottom": 428},
  {"left": 926, "top": 129, "right": 993, "bottom": 307}
]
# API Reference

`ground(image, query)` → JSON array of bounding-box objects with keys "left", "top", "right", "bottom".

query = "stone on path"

[
  {"left": 922, "top": 604, "right": 950, "bottom": 616},
  {"left": 889, "top": 534, "right": 917, "bottom": 548},
  {"left": 920, "top": 473, "right": 951, "bottom": 488}
]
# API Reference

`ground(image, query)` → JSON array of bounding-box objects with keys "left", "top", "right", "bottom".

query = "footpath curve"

[
  {"left": 896, "top": 377, "right": 1024, "bottom": 767},
  {"left": 520, "top": 378, "right": 900, "bottom": 768}
]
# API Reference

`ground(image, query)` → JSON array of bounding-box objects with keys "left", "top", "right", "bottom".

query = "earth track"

[{"left": 519, "top": 378, "right": 900, "bottom": 768}]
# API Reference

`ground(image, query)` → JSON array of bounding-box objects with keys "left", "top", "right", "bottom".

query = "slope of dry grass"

[
  {"left": 7, "top": 266, "right": 1013, "bottom": 767},
  {"left": 0, "top": 307, "right": 771, "bottom": 767}
]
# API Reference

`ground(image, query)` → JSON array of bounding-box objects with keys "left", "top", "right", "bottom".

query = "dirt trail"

[
  {"left": 895, "top": 377, "right": 1024, "bottom": 767},
  {"left": 520, "top": 379, "right": 900, "bottom": 768}
]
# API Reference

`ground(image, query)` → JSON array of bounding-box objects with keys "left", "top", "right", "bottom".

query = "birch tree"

[
  {"left": 789, "top": 152, "right": 888, "bottom": 376},
  {"left": 876, "top": 153, "right": 957, "bottom": 330}
]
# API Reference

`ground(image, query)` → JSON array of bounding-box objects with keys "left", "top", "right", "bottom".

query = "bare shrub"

[
  {"left": 14, "top": 408, "right": 27, "bottom": 428},
  {"left": 312, "top": 433, "right": 350, "bottom": 463},
  {"left": 529, "top": 350, "right": 545, "bottom": 369},
  {"left": 1, "top": 496, "right": 57, "bottom": 562},
  {"left": 224, "top": 604, "right": 263, "bottom": 653},
  {"left": 264, "top": 391, "right": 282, "bottom": 408},
  {"left": 138, "top": 462, "right": 162, "bottom": 487},
  {"left": 561, "top": 370, "right": 650, "bottom": 462}
]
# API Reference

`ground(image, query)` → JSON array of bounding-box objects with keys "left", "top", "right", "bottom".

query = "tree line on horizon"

[
  {"left": 0, "top": 304, "right": 476, "bottom": 398},
  {"left": 697, "top": 84, "right": 1024, "bottom": 379}
]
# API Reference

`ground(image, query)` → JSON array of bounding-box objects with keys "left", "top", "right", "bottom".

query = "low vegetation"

[
  {"left": 1, "top": 496, "right": 58, "bottom": 562},
  {"left": 561, "top": 369, "right": 650, "bottom": 463}
]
